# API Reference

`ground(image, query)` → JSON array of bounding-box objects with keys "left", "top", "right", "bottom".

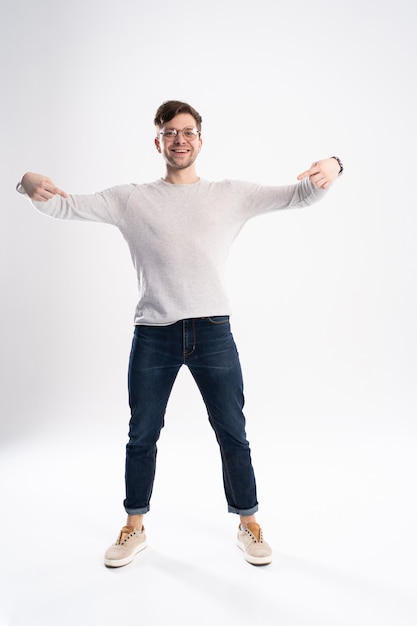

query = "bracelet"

[
  {"left": 16, "top": 181, "right": 26, "bottom": 194},
  {"left": 331, "top": 156, "right": 344, "bottom": 175}
]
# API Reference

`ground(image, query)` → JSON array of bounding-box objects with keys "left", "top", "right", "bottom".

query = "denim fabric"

[{"left": 124, "top": 317, "right": 258, "bottom": 516}]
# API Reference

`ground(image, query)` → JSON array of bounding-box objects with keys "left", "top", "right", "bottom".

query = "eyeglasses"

[{"left": 159, "top": 126, "right": 201, "bottom": 140}]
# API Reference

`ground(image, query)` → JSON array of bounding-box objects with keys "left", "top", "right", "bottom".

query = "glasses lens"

[
  {"left": 183, "top": 127, "right": 198, "bottom": 138},
  {"left": 162, "top": 129, "right": 177, "bottom": 138}
]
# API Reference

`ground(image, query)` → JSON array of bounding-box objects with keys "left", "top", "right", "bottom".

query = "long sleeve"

[
  {"left": 31, "top": 184, "right": 135, "bottom": 227},
  {"left": 232, "top": 177, "right": 329, "bottom": 222}
]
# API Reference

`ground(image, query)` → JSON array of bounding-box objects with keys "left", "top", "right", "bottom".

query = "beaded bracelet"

[
  {"left": 331, "top": 156, "right": 344, "bottom": 175},
  {"left": 16, "top": 181, "right": 26, "bottom": 194}
]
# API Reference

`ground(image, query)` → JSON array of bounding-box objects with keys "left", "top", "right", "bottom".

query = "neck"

[{"left": 163, "top": 166, "right": 200, "bottom": 185}]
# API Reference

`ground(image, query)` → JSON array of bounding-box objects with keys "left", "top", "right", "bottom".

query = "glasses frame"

[{"left": 159, "top": 126, "right": 201, "bottom": 140}]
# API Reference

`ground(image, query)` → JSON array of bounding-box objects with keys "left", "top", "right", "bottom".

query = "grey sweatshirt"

[{"left": 32, "top": 178, "right": 327, "bottom": 325}]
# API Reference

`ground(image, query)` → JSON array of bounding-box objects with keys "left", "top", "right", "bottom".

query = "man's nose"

[{"left": 174, "top": 130, "right": 187, "bottom": 143}]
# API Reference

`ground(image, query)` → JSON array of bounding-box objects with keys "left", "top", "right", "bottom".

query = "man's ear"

[{"left": 154, "top": 137, "right": 161, "bottom": 153}]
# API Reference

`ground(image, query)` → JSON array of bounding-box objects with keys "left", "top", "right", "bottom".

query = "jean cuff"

[
  {"left": 228, "top": 504, "right": 258, "bottom": 516},
  {"left": 124, "top": 505, "right": 150, "bottom": 515}
]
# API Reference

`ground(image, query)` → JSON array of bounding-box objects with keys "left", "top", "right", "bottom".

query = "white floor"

[{"left": 1, "top": 409, "right": 416, "bottom": 626}]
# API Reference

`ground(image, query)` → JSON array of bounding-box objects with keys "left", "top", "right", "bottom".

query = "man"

[{"left": 17, "top": 100, "right": 342, "bottom": 568}]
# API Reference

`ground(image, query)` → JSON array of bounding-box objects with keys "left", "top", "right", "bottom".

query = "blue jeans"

[{"left": 124, "top": 316, "right": 258, "bottom": 516}]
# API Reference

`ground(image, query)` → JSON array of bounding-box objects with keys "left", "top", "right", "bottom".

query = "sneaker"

[
  {"left": 104, "top": 525, "right": 147, "bottom": 568},
  {"left": 237, "top": 522, "right": 272, "bottom": 565}
]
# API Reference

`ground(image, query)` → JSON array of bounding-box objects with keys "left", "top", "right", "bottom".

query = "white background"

[{"left": 1, "top": 0, "right": 416, "bottom": 624}]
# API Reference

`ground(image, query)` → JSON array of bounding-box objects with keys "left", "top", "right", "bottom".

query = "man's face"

[{"left": 155, "top": 113, "right": 202, "bottom": 171}]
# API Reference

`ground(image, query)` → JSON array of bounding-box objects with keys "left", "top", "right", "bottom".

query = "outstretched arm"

[
  {"left": 297, "top": 157, "right": 343, "bottom": 189},
  {"left": 19, "top": 172, "right": 68, "bottom": 201},
  {"left": 17, "top": 172, "right": 132, "bottom": 225}
]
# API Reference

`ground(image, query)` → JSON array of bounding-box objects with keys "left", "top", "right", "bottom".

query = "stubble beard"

[{"left": 166, "top": 151, "right": 197, "bottom": 170}]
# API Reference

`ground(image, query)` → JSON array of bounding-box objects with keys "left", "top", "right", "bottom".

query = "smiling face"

[{"left": 154, "top": 112, "right": 203, "bottom": 173}]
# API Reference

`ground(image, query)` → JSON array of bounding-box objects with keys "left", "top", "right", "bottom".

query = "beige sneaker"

[
  {"left": 104, "top": 525, "right": 147, "bottom": 568},
  {"left": 237, "top": 522, "right": 272, "bottom": 565}
]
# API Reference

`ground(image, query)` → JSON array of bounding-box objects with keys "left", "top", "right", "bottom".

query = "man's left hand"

[{"left": 297, "top": 157, "right": 341, "bottom": 189}]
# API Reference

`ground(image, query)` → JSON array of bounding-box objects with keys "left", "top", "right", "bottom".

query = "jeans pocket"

[{"left": 206, "top": 315, "right": 230, "bottom": 325}]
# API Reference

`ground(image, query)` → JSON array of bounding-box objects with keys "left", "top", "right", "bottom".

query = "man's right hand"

[{"left": 21, "top": 172, "right": 68, "bottom": 201}]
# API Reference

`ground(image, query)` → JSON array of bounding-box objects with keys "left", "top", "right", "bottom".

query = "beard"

[{"left": 164, "top": 149, "right": 198, "bottom": 170}]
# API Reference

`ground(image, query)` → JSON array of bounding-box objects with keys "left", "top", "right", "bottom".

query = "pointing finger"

[
  {"left": 40, "top": 180, "right": 68, "bottom": 199},
  {"left": 297, "top": 162, "right": 319, "bottom": 181},
  {"left": 297, "top": 169, "right": 312, "bottom": 181},
  {"left": 53, "top": 186, "right": 68, "bottom": 198}
]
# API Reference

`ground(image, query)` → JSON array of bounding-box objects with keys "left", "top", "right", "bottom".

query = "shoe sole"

[
  {"left": 237, "top": 541, "right": 272, "bottom": 566},
  {"left": 104, "top": 540, "right": 148, "bottom": 568}
]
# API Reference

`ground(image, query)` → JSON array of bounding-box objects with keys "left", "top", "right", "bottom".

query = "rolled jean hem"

[
  {"left": 228, "top": 504, "right": 259, "bottom": 516},
  {"left": 124, "top": 505, "right": 150, "bottom": 515}
]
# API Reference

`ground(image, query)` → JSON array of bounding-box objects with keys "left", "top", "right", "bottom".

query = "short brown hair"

[{"left": 154, "top": 100, "right": 202, "bottom": 132}]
